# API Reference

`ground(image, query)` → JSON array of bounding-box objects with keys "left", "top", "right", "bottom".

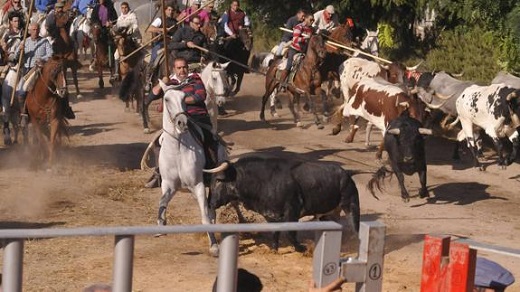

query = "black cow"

[
  {"left": 208, "top": 155, "right": 360, "bottom": 252},
  {"left": 368, "top": 111, "right": 432, "bottom": 202}
]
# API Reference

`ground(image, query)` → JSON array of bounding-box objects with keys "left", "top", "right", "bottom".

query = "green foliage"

[
  {"left": 424, "top": 27, "right": 501, "bottom": 83},
  {"left": 377, "top": 23, "right": 395, "bottom": 49}
]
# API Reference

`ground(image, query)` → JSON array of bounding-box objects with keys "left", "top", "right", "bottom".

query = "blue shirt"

[
  {"left": 72, "top": 0, "right": 94, "bottom": 15},
  {"left": 36, "top": 0, "right": 56, "bottom": 13},
  {"left": 23, "top": 37, "right": 53, "bottom": 69}
]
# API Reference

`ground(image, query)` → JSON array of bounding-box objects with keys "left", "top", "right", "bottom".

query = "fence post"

[
  {"left": 2, "top": 239, "right": 24, "bottom": 292},
  {"left": 312, "top": 230, "right": 342, "bottom": 288},
  {"left": 354, "top": 221, "right": 386, "bottom": 292},
  {"left": 113, "top": 235, "right": 134, "bottom": 292},
  {"left": 216, "top": 233, "right": 238, "bottom": 292}
]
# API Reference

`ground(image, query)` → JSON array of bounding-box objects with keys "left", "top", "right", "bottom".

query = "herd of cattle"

[{"left": 197, "top": 54, "right": 520, "bottom": 251}]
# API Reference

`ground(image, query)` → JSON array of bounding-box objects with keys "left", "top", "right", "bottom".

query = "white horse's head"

[
  {"left": 159, "top": 79, "right": 189, "bottom": 134},
  {"left": 202, "top": 61, "right": 230, "bottom": 106},
  {"left": 361, "top": 29, "right": 379, "bottom": 57}
]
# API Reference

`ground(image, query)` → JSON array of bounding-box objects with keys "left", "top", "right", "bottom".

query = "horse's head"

[
  {"left": 55, "top": 11, "right": 70, "bottom": 28},
  {"left": 159, "top": 79, "right": 190, "bottom": 134},
  {"left": 328, "top": 23, "right": 354, "bottom": 48},
  {"left": 43, "top": 57, "right": 68, "bottom": 98},
  {"left": 309, "top": 35, "right": 327, "bottom": 60},
  {"left": 238, "top": 27, "right": 253, "bottom": 51},
  {"left": 203, "top": 61, "right": 231, "bottom": 106},
  {"left": 361, "top": 29, "right": 379, "bottom": 57}
]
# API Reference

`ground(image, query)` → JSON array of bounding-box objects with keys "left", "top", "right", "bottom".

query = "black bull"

[
  {"left": 368, "top": 111, "right": 432, "bottom": 202},
  {"left": 208, "top": 155, "right": 360, "bottom": 252}
]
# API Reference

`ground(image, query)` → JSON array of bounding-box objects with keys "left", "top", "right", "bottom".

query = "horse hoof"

[
  {"left": 89, "top": 64, "right": 94, "bottom": 72},
  {"left": 143, "top": 128, "right": 151, "bottom": 134},
  {"left": 76, "top": 94, "right": 83, "bottom": 99},
  {"left": 296, "top": 121, "right": 304, "bottom": 128},
  {"left": 209, "top": 244, "right": 219, "bottom": 257}
]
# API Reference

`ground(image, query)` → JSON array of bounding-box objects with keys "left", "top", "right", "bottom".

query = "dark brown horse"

[
  {"left": 260, "top": 34, "right": 327, "bottom": 128},
  {"left": 52, "top": 9, "right": 82, "bottom": 98},
  {"left": 321, "top": 24, "right": 354, "bottom": 99},
  {"left": 91, "top": 22, "right": 114, "bottom": 88},
  {"left": 113, "top": 27, "right": 145, "bottom": 113},
  {"left": 26, "top": 57, "right": 69, "bottom": 167}
]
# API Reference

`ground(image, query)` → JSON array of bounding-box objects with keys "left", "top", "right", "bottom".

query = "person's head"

[
  {"left": 324, "top": 5, "right": 335, "bottom": 17},
  {"left": 82, "top": 283, "right": 112, "bottom": 292},
  {"left": 54, "top": 1, "right": 65, "bottom": 12},
  {"left": 203, "top": 0, "right": 214, "bottom": 11},
  {"left": 11, "top": 0, "right": 21, "bottom": 7},
  {"left": 189, "top": 15, "right": 201, "bottom": 31},
  {"left": 474, "top": 258, "right": 515, "bottom": 292},
  {"left": 120, "top": 2, "right": 130, "bottom": 14},
  {"left": 296, "top": 9, "right": 305, "bottom": 22},
  {"left": 8, "top": 12, "right": 20, "bottom": 29},
  {"left": 230, "top": 0, "right": 239, "bottom": 12},
  {"left": 164, "top": 3, "right": 175, "bottom": 18},
  {"left": 303, "top": 13, "right": 314, "bottom": 27},
  {"left": 212, "top": 268, "right": 263, "bottom": 292},
  {"left": 28, "top": 23, "right": 39, "bottom": 39},
  {"left": 173, "top": 57, "right": 188, "bottom": 81},
  {"left": 191, "top": 0, "right": 201, "bottom": 9}
]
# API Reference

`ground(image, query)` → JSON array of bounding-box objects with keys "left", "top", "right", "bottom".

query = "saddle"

[
  {"left": 276, "top": 53, "right": 304, "bottom": 83},
  {"left": 22, "top": 66, "right": 40, "bottom": 92}
]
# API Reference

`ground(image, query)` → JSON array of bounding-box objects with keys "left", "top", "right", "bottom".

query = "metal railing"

[{"left": 0, "top": 222, "right": 348, "bottom": 292}]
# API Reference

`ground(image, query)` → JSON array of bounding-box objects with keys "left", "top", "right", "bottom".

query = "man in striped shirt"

[{"left": 144, "top": 57, "right": 217, "bottom": 188}]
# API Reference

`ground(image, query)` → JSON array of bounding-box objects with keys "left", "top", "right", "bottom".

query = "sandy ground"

[{"left": 0, "top": 67, "right": 519, "bottom": 291}]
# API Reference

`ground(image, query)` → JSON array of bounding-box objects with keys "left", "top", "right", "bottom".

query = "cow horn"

[
  {"left": 140, "top": 130, "right": 163, "bottom": 170},
  {"left": 434, "top": 92, "right": 455, "bottom": 100},
  {"left": 203, "top": 161, "right": 230, "bottom": 173},
  {"left": 398, "top": 101, "right": 410, "bottom": 108},
  {"left": 506, "top": 91, "right": 518, "bottom": 101},
  {"left": 387, "top": 128, "right": 400, "bottom": 135},
  {"left": 406, "top": 61, "right": 423, "bottom": 71},
  {"left": 380, "top": 64, "right": 389, "bottom": 70},
  {"left": 451, "top": 71, "right": 464, "bottom": 77},
  {"left": 423, "top": 99, "right": 448, "bottom": 109},
  {"left": 418, "top": 128, "right": 433, "bottom": 135}
]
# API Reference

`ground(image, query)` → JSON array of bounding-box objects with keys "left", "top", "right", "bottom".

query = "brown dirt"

[{"left": 1, "top": 69, "right": 519, "bottom": 292}]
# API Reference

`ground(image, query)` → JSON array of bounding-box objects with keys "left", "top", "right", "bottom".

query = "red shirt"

[
  {"left": 168, "top": 73, "right": 208, "bottom": 116},
  {"left": 290, "top": 23, "right": 313, "bottom": 52}
]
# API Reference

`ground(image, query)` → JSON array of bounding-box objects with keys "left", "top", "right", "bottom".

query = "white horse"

[
  {"left": 360, "top": 29, "right": 379, "bottom": 57},
  {"left": 200, "top": 61, "right": 230, "bottom": 134},
  {"left": 156, "top": 79, "right": 229, "bottom": 257},
  {"left": 69, "top": 8, "right": 94, "bottom": 60}
]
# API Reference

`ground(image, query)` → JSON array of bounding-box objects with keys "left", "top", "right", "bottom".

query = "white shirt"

[
  {"left": 312, "top": 10, "right": 338, "bottom": 31},
  {"left": 116, "top": 11, "right": 140, "bottom": 39}
]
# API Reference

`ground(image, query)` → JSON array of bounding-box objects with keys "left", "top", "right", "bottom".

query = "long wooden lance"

[
  {"left": 160, "top": 0, "right": 170, "bottom": 77},
  {"left": 10, "top": 0, "right": 36, "bottom": 106},
  {"left": 120, "top": 0, "right": 215, "bottom": 63},
  {"left": 279, "top": 27, "right": 393, "bottom": 64}
]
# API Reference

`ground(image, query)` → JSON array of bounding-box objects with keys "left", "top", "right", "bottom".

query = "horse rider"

[
  {"left": 218, "top": 0, "right": 250, "bottom": 42},
  {"left": 112, "top": 1, "right": 140, "bottom": 79},
  {"left": 312, "top": 5, "right": 338, "bottom": 34},
  {"left": 274, "top": 8, "right": 304, "bottom": 59},
  {"left": 0, "top": 0, "right": 26, "bottom": 29},
  {"left": 279, "top": 13, "right": 314, "bottom": 89},
  {"left": 17, "top": 22, "right": 75, "bottom": 120},
  {"left": 0, "top": 11, "right": 22, "bottom": 78},
  {"left": 147, "top": 2, "right": 180, "bottom": 63},
  {"left": 35, "top": 0, "right": 56, "bottom": 20},
  {"left": 144, "top": 56, "right": 218, "bottom": 188},
  {"left": 71, "top": 0, "right": 95, "bottom": 25},
  {"left": 169, "top": 15, "right": 207, "bottom": 68}
]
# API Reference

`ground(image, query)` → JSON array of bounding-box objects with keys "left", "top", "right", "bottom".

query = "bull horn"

[
  {"left": 451, "top": 71, "right": 464, "bottom": 77},
  {"left": 203, "top": 161, "right": 230, "bottom": 173},
  {"left": 434, "top": 92, "right": 455, "bottom": 100},
  {"left": 447, "top": 117, "right": 460, "bottom": 130},
  {"left": 398, "top": 101, "right": 410, "bottom": 108},
  {"left": 406, "top": 60, "right": 423, "bottom": 71},
  {"left": 418, "top": 128, "right": 433, "bottom": 135},
  {"left": 506, "top": 91, "right": 518, "bottom": 101},
  {"left": 424, "top": 99, "right": 448, "bottom": 109},
  {"left": 380, "top": 64, "right": 389, "bottom": 70},
  {"left": 387, "top": 128, "right": 400, "bottom": 135}
]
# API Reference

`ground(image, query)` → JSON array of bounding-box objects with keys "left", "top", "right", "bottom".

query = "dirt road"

[{"left": 1, "top": 69, "right": 519, "bottom": 291}]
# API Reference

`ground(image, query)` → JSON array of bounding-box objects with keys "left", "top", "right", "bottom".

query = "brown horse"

[
  {"left": 321, "top": 24, "right": 354, "bottom": 99},
  {"left": 260, "top": 34, "right": 327, "bottom": 128},
  {"left": 26, "top": 57, "right": 69, "bottom": 167},
  {"left": 91, "top": 22, "right": 114, "bottom": 88},
  {"left": 52, "top": 9, "right": 82, "bottom": 98},
  {"left": 113, "top": 27, "right": 145, "bottom": 113}
]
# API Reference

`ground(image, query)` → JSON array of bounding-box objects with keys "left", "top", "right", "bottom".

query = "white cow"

[
  {"left": 156, "top": 79, "right": 229, "bottom": 257},
  {"left": 456, "top": 84, "right": 520, "bottom": 170}
]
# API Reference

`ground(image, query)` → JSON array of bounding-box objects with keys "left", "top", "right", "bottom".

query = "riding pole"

[
  {"left": 160, "top": 0, "right": 170, "bottom": 77},
  {"left": 10, "top": 0, "right": 36, "bottom": 106},
  {"left": 120, "top": 0, "right": 215, "bottom": 63},
  {"left": 278, "top": 27, "right": 393, "bottom": 64}
]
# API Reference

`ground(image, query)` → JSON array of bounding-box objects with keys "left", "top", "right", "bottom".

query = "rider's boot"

[
  {"left": 145, "top": 167, "right": 162, "bottom": 188},
  {"left": 111, "top": 63, "right": 120, "bottom": 82},
  {"left": 278, "top": 69, "right": 289, "bottom": 91},
  {"left": 62, "top": 95, "right": 76, "bottom": 119}
]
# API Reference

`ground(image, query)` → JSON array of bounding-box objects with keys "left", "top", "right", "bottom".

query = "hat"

[
  {"left": 475, "top": 257, "right": 515, "bottom": 289},
  {"left": 54, "top": 1, "right": 64, "bottom": 7},
  {"left": 192, "top": 0, "right": 201, "bottom": 5},
  {"left": 325, "top": 5, "right": 335, "bottom": 14}
]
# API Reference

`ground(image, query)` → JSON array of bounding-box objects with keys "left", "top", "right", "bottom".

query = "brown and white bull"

[
  {"left": 331, "top": 57, "right": 419, "bottom": 143},
  {"left": 342, "top": 77, "right": 427, "bottom": 158}
]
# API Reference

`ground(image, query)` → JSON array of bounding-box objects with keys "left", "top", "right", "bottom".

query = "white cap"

[{"left": 325, "top": 5, "right": 335, "bottom": 14}]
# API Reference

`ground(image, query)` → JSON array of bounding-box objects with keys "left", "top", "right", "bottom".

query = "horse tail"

[{"left": 119, "top": 69, "right": 135, "bottom": 102}]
